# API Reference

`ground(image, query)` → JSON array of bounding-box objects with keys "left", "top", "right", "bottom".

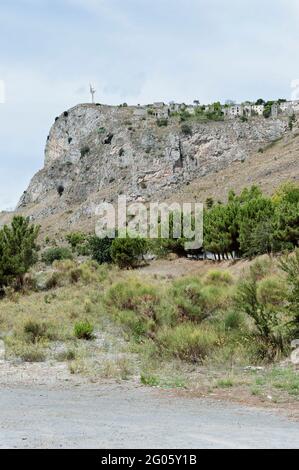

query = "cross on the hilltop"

[{"left": 89, "top": 84, "right": 96, "bottom": 104}]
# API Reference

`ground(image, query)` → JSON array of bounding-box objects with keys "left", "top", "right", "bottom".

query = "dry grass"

[{"left": 0, "top": 255, "right": 298, "bottom": 410}]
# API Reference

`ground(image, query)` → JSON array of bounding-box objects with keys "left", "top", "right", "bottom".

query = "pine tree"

[{"left": 0, "top": 216, "right": 40, "bottom": 290}]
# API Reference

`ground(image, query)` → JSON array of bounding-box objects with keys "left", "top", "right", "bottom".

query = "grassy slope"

[{"left": 0, "top": 256, "right": 298, "bottom": 411}]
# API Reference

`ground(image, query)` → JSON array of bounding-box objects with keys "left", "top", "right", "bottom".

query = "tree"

[
  {"left": 0, "top": 216, "right": 40, "bottom": 290},
  {"left": 273, "top": 183, "right": 299, "bottom": 250},
  {"left": 204, "top": 204, "right": 233, "bottom": 260},
  {"left": 255, "top": 99, "right": 265, "bottom": 105},
  {"left": 204, "top": 191, "right": 241, "bottom": 259},
  {"left": 238, "top": 187, "right": 275, "bottom": 257},
  {"left": 88, "top": 236, "right": 113, "bottom": 264},
  {"left": 263, "top": 101, "right": 274, "bottom": 119},
  {"left": 110, "top": 237, "right": 147, "bottom": 269}
]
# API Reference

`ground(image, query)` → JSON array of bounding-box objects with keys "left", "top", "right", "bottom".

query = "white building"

[
  {"left": 251, "top": 104, "right": 265, "bottom": 116},
  {"left": 223, "top": 104, "right": 244, "bottom": 118}
]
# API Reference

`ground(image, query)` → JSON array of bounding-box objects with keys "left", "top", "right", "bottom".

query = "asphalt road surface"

[{"left": 1, "top": 384, "right": 299, "bottom": 449}]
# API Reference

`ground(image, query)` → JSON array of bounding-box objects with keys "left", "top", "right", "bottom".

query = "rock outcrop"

[{"left": 15, "top": 103, "right": 288, "bottom": 232}]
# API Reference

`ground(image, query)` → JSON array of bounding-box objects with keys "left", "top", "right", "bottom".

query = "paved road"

[{"left": 1, "top": 384, "right": 299, "bottom": 449}]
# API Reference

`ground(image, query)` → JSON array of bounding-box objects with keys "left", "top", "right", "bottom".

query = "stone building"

[{"left": 251, "top": 104, "right": 265, "bottom": 116}]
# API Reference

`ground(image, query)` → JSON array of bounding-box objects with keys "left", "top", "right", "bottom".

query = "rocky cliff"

[{"left": 13, "top": 103, "right": 288, "bottom": 234}]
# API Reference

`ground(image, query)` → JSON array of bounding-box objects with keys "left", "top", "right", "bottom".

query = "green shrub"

[
  {"left": 105, "top": 279, "right": 175, "bottom": 339},
  {"left": 140, "top": 374, "right": 160, "bottom": 386},
  {"left": 279, "top": 249, "right": 299, "bottom": 334},
  {"left": 235, "top": 268, "right": 287, "bottom": 358},
  {"left": 257, "top": 276, "right": 286, "bottom": 307},
  {"left": 23, "top": 319, "right": 52, "bottom": 343},
  {"left": 74, "top": 321, "right": 94, "bottom": 340},
  {"left": 106, "top": 279, "right": 159, "bottom": 315},
  {"left": 172, "top": 277, "right": 230, "bottom": 322},
  {"left": 223, "top": 310, "right": 245, "bottom": 331},
  {"left": 42, "top": 247, "right": 73, "bottom": 265},
  {"left": 80, "top": 146, "right": 90, "bottom": 158},
  {"left": 205, "top": 270, "right": 233, "bottom": 285},
  {"left": 157, "top": 324, "right": 218, "bottom": 362},
  {"left": 44, "top": 271, "right": 64, "bottom": 290},
  {"left": 88, "top": 236, "right": 113, "bottom": 264},
  {"left": 111, "top": 237, "right": 147, "bottom": 269},
  {"left": 66, "top": 232, "right": 86, "bottom": 252},
  {"left": 156, "top": 118, "right": 168, "bottom": 127},
  {"left": 181, "top": 124, "right": 192, "bottom": 136}
]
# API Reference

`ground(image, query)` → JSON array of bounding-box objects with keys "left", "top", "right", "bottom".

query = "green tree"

[
  {"left": 111, "top": 237, "right": 147, "bottom": 269},
  {"left": 238, "top": 187, "right": 275, "bottom": 257},
  {"left": 204, "top": 191, "right": 241, "bottom": 259},
  {"left": 66, "top": 232, "right": 86, "bottom": 252},
  {"left": 88, "top": 236, "right": 113, "bottom": 264},
  {"left": 0, "top": 216, "right": 40, "bottom": 290},
  {"left": 273, "top": 183, "right": 299, "bottom": 250}
]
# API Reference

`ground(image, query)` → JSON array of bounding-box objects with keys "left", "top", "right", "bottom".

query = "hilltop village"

[{"left": 131, "top": 98, "right": 299, "bottom": 121}]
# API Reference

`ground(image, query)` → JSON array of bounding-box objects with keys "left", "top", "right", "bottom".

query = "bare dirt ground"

[
  {"left": 0, "top": 360, "right": 299, "bottom": 449},
  {"left": 139, "top": 257, "right": 255, "bottom": 280},
  {"left": 1, "top": 381, "right": 299, "bottom": 449}
]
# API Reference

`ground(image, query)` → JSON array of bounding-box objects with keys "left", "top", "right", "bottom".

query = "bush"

[
  {"left": 80, "top": 146, "right": 90, "bottom": 158},
  {"left": 88, "top": 236, "right": 113, "bottom": 264},
  {"left": 66, "top": 232, "right": 86, "bottom": 252},
  {"left": 235, "top": 268, "right": 287, "bottom": 357},
  {"left": 172, "top": 277, "right": 230, "bottom": 322},
  {"left": 279, "top": 249, "right": 299, "bottom": 334},
  {"left": 74, "top": 321, "right": 94, "bottom": 340},
  {"left": 110, "top": 238, "right": 147, "bottom": 269},
  {"left": 205, "top": 270, "right": 233, "bottom": 285},
  {"left": 23, "top": 319, "right": 53, "bottom": 343},
  {"left": 223, "top": 310, "right": 245, "bottom": 331},
  {"left": 181, "top": 124, "right": 192, "bottom": 136},
  {"left": 107, "top": 279, "right": 159, "bottom": 316},
  {"left": 42, "top": 247, "right": 73, "bottom": 265},
  {"left": 5, "top": 337, "right": 46, "bottom": 362},
  {"left": 156, "top": 118, "right": 168, "bottom": 127},
  {"left": 256, "top": 276, "right": 286, "bottom": 307},
  {"left": 105, "top": 278, "right": 176, "bottom": 339},
  {"left": 157, "top": 324, "right": 218, "bottom": 362}
]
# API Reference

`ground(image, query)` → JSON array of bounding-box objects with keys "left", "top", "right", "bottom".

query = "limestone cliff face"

[{"left": 17, "top": 103, "right": 288, "bottom": 226}]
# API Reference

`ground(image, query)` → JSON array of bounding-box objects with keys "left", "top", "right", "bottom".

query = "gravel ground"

[{"left": 1, "top": 383, "right": 299, "bottom": 449}]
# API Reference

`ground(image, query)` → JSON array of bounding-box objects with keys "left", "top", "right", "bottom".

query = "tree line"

[{"left": 203, "top": 183, "right": 299, "bottom": 259}]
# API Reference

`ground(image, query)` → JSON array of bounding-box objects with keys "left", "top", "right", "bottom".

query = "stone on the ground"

[
  {"left": 291, "top": 348, "right": 299, "bottom": 366},
  {"left": 0, "top": 340, "right": 5, "bottom": 361}
]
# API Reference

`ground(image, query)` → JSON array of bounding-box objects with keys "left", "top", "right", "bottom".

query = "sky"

[{"left": 0, "top": 0, "right": 299, "bottom": 211}]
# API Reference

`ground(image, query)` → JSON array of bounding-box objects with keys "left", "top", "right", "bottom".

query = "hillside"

[
  {"left": 166, "top": 124, "right": 299, "bottom": 205},
  {"left": 0, "top": 103, "right": 296, "bottom": 237}
]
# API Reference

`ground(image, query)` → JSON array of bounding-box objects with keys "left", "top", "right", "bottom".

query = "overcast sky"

[{"left": 0, "top": 0, "right": 299, "bottom": 210}]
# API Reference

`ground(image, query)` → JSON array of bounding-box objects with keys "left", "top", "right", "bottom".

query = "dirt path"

[{"left": 1, "top": 383, "right": 299, "bottom": 449}]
